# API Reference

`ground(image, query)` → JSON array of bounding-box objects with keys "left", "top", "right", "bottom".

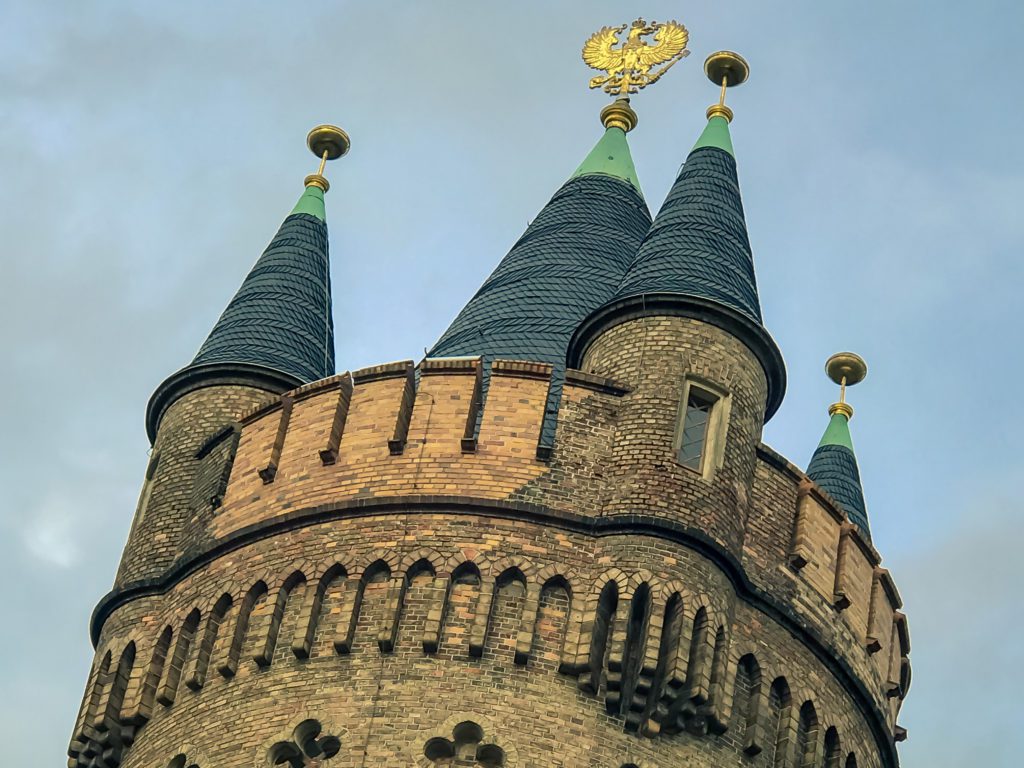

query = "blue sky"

[{"left": 1, "top": 2, "right": 1021, "bottom": 765}]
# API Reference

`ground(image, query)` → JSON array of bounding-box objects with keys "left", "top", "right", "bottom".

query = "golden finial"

[
  {"left": 704, "top": 51, "right": 749, "bottom": 123},
  {"left": 582, "top": 19, "right": 690, "bottom": 121},
  {"left": 304, "top": 124, "right": 350, "bottom": 192},
  {"left": 825, "top": 352, "right": 868, "bottom": 419}
]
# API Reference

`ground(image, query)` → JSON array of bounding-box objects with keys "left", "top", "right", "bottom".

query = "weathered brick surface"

[
  {"left": 114, "top": 385, "right": 275, "bottom": 586},
  {"left": 75, "top": 340, "right": 910, "bottom": 767}
]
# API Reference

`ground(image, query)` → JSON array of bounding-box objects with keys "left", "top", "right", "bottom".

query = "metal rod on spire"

[
  {"left": 305, "top": 124, "right": 350, "bottom": 193},
  {"left": 825, "top": 352, "right": 868, "bottom": 419},
  {"left": 704, "top": 51, "right": 750, "bottom": 123}
]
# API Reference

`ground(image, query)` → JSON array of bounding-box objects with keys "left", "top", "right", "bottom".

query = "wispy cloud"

[{"left": 22, "top": 493, "right": 82, "bottom": 569}]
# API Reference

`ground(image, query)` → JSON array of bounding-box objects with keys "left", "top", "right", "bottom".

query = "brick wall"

[{"left": 81, "top": 338, "right": 909, "bottom": 766}]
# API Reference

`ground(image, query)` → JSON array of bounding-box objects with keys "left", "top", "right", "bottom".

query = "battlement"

[{"left": 93, "top": 353, "right": 909, "bottom": 744}]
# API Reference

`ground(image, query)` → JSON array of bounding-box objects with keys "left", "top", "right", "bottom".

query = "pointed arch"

[
  {"left": 187, "top": 593, "right": 232, "bottom": 690},
  {"left": 796, "top": 700, "right": 820, "bottom": 768},
  {"left": 733, "top": 653, "right": 763, "bottom": 754},
  {"left": 824, "top": 726, "right": 842, "bottom": 768},
  {"left": 219, "top": 580, "right": 267, "bottom": 677},
  {"left": 158, "top": 609, "right": 199, "bottom": 705},
  {"left": 769, "top": 677, "right": 794, "bottom": 768},
  {"left": 254, "top": 570, "right": 307, "bottom": 667}
]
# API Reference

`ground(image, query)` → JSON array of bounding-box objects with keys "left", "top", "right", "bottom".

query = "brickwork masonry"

[{"left": 74, "top": 320, "right": 910, "bottom": 767}]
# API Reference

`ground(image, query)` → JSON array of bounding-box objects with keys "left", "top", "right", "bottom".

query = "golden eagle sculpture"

[{"left": 583, "top": 18, "right": 690, "bottom": 96}]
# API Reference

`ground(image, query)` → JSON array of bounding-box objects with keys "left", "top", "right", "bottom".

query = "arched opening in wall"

[
  {"left": 685, "top": 606, "right": 709, "bottom": 703},
  {"left": 255, "top": 570, "right": 307, "bottom": 667},
  {"left": 491, "top": 567, "right": 528, "bottom": 658},
  {"left": 768, "top": 677, "right": 793, "bottom": 768},
  {"left": 83, "top": 650, "right": 112, "bottom": 733},
  {"left": 167, "top": 754, "right": 199, "bottom": 768},
  {"left": 619, "top": 582, "right": 651, "bottom": 716},
  {"left": 844, "top": 752, "right": 857, "bottom": 768},
  {"left": 220, "top": 580, "right": 267, "bottom": 678},
  {"left": 533, "top": 575, "right": 571, "bottom": 673},
  {"left": 704, "top": 625, "right": 728, "bottom": 732},
  {"left": 353, "top": 559, "right": 392, "bottom": 653},
  {"left": 796, "top": 701, "right": 819, "bottom": 768},
  {"left": 443, "top": 562, "right": 481, "bottom": 655},
  {"left": 648, "top": 591, "right": 684, "bottom": 728},
  {"left": 103, "top": 642, "right": 135, "bottom": 729},
  {"left": 823, "top": 726, "right": 841, "bottom": 768},
  {"left": 188, "top": 593, "right": 232, "bottom": 690},
  {"left": 305, "top": 564, "right": 347, "bottom": 658},
  {"left": 158, "top": 609, "right": 199, "bottom": 705},
  {"left": 733, "top": 653, "right": 762, "bottom": 755},
  {"left": 584, "top": 580, "right": 618, "bottom": 695},
  {"left": 399, "top": 558, "right": 439, "bottom": 650},
  {"left": 141, "top": 627, "right": 173, "bottom": 719}
]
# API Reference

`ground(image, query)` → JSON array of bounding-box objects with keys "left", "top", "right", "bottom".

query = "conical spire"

[
  {"left": 146, "top": 126, "right": 348, "bottom": 441},
  {"left": 429, "top": 100, "right": 651, "bottom": 366},
  {"left": 807, "top": 353, "right": 871, "bottom": 537},
  {"left": 568, "top": 53, "right": 785, "bottom": 418}
]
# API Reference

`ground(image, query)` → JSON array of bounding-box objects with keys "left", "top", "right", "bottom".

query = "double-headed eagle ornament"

[{"left": 583, "top": 18, "right": 690, "bottom": 96}]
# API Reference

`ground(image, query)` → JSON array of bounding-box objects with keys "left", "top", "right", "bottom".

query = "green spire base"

[
  {"left": 291, "top": 184, "right": 326, "bottom": 222},
  {"left": 692, "top": 115, "right": 735, "bottom": 157},
  {"left": 817, "top": 411, "right": 855, "bottom": 451},
  {"left": 571, "top": 127, "right": 642, "bottom": 193}
]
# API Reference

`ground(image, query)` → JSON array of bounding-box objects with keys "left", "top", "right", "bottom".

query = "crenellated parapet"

[{"left": 83, "top": 353, "right": 909, "bottom": 767}]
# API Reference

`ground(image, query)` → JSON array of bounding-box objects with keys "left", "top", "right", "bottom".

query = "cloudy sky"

[{"left": 2, "top": 2, "right": 1021, "bottom": 765}]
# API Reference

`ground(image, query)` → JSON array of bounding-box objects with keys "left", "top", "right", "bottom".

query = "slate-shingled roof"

[
  {"left": 429, "top": 174, "right": 651, "bottom": 364},
  {"left": 612, "top": 145, "right": 761, "bottom": 321},
  {"left": 191, "top": 212, "right": 335, "bottom": 382},
  {"left": 808, "top": 442, "right": 871, "bottom": 537}
]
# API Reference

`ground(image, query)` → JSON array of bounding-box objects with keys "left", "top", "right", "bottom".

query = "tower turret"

[
  {"left": 116, "top": 126, "right": 346, "bottom": 586},
  {"left": 428, "top": 98, "right": 650, "bottom": 367},
  {"left": 568, "top": 52, "right": 785, "bottom": 556},
  {"left": 807, "top": 352, "right": 871, "bottom": 536}
]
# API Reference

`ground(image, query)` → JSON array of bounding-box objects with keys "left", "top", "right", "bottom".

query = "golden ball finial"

[
  {"left": 304, "top": 124, "right": 350, "bottom": 192},
  {"left": 601, "top": 98, "right": 639, "bottom": 132},
  {"left": 825, "top": 352, "right": 867, "bottom": 419}
]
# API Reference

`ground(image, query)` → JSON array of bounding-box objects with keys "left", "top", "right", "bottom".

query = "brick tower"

[{"left": 67, "top": 42, "right": 911, "bottom": 768}]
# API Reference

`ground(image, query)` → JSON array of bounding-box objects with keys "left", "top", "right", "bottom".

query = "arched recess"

[
  {"left": 768, "top": 677, "right": 794, "bottom": 768},
  {"left": 82, "top": 649, "right": 112, "bottom": 736},
  {"left": 187, "top": 593, "right": 232, "bottom": 690},
  {"left": 732, "top": 653, "right": 762, "bottom": 755},
  {"left": 292, "top": 563, "right": 347, "bottom": 659},
  {"left": 613, "top": 581, "right": 651, "bottom": 718},
  {"left": 219, "top": 580, "right": 267, "bottom": 677},
  {"left": 581, "top": 579, "right": 618, "bottom": 695},
  {"left": 442, "top": 562, "right": 481, "bottom": 655},
  {"left": 158, "top": 609, "right": 200, "bottom": 705},
  {"left": 102, "top": 641, "right": 136, "bottom": 729},
  {"left": 823, "top": 726, "right": 842, "bottom": 768},
  {"left": 646, "top": 590, "right": 685, "bottom": 733},
  {"left": 255, "top": 570, "right": 307, "bottom": 667},
  {"left": 488, "top": 566, "right": 528, "bottom": 659},
  {"left": 140, "top": 627, "right": 173, "bottom": 720},
  {"left": 796, "top": 700, "right": 820, "bottom": 768},
  {"left": 531, "top": 574, "right": 571, "bottom": 673},
  {"left": 844, "top": 752, "right": 858, "bottom": 768}
]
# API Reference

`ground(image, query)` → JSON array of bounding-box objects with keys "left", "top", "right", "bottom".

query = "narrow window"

[{"left": 678, "top": 389, "right": 717, "bottom": 471}]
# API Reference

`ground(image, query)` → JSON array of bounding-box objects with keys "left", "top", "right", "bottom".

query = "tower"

[{"left": 68, "top": 22, "right": 911, "bottom": 768}]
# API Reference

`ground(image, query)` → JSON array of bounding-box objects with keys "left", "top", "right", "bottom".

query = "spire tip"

[
  {"left": 601, "top": 98, "right": 639, "bottom": 132},
  {"left": 704, "top": 51, "right": 749, "bottom": 123},
  {"left": 825, "top": 352, "right": 867, "bottom": 419},
  {"left": 304, "top": 124, "right": 350, "bottom": 192}
]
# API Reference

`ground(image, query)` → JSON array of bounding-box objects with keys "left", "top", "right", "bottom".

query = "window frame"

[{"left": 673, "top": 376, "right": 730, "bottom": 480}]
